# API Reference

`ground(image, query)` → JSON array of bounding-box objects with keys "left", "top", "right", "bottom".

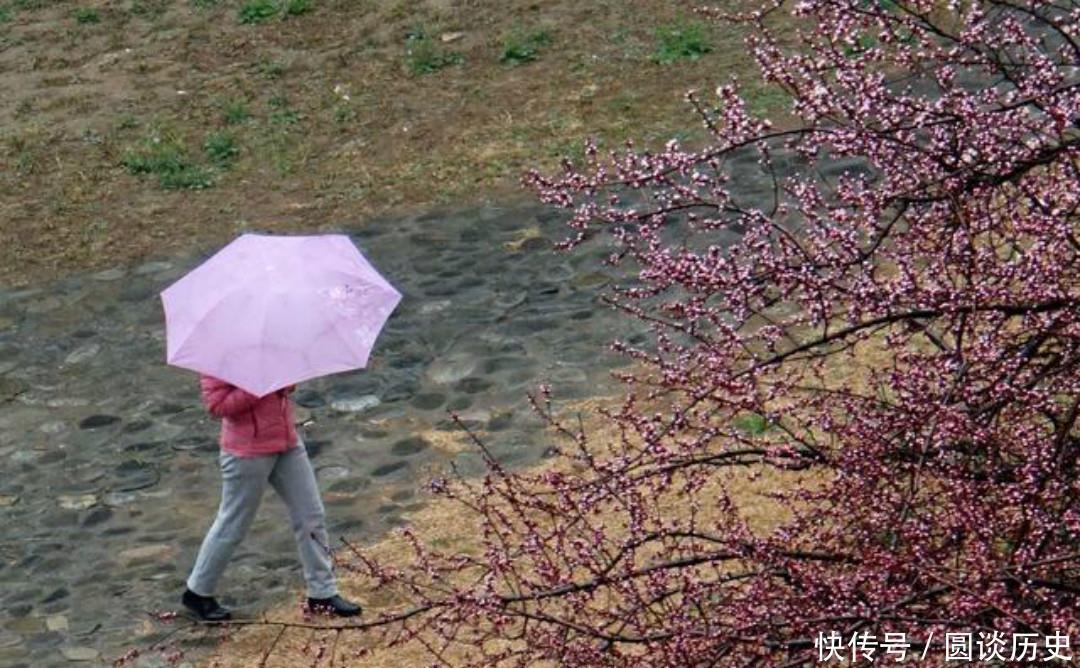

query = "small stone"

[
  {"left": 134, "top": 261, "right": 172, "bottom": 275},
  {"left": 572, "top": 271, "right": 611, "bottom": 289},
  {"left": 382, "top": 380, "right": 418, "bottom": 402},
  {"left": 365, "top": 405, "right": 407, "bottom": 424},
  {"left": 39, "top": 421, "right": 67, "bottom": 435},
  {"left": 81, "top": 506, "right": 113, "bottom": 527},
  {"left": 122, "top": 419, "right": 153, "bottom": 434},
  {"left": 46, "top": 398, "right": 90, "bottom": 408},
  {"left": 440, "top": 31, "right": 464, "bottom": 42},
  {"left": 323, "top": 491, "right": 358, "bottom": 506},
  {"left": 520, "top": 236, "right": 550, "bottom": 251},
  {"left": 46, "top": 616, "right": 69, "bottom": 632},
  {"left": 10, "top": 450, "right": 38, "bottom": 464},
  {"left": 78, "top": 415, "right": 119, "bottom": 429},
  {"left": 390, "top": 436, "right": 430, "bottom": 456},
  {"left": 118, "top": 543, "right": 176, "bottom": 566},
  {"left": 0, "top": 494, "right": 19, "bottom": 507},
  {"left": 91, "top": 268, "right": 126, "bottom": 281},
  {"left": 5, "top": 619, "right": 38, "bottom": 637},
  {"left": 426, "top": 355, "right": 477, "bottom": 384},
  {"left": 419, "top": 299, "right": 452, "bottom": 314},
  {"left": 104, "top": 491, "right": 137, "bottom": 506},
  {"left": 113, "top": 460, "right": 160, "bottom": 492},
  {"left": 169, "top": 436, "right": 205, "bottom": 452},
  {"left": 0, "top": 376, "right": 26, "bottom": 401},
  {"left": 330, "top": 395, "right": 380, "bottom": 412},
  {"left": 136, "top": 487, "right": 172, "bottom": 500},
  {"left": 64, "top": 344, "right": 100, "bottom": 365},
  {"left": 371, "top": 461, "right": 408, "bottom": 477},
  {"left": 410, "top": 392, "right": 445, "bottom": 410},
  {"left": 151, "top": 403, "right": 184, "bottom": 416},
  {"left": 455, "top": 409, "right": 491, "bottom": 423},
  {"left": 58, "top": 495, "right": 96, "bottom": 510},
  {"left": 328, "top": 478, "right": 365, "bottom": 493},
  {"left": 61, "top": 646, "right": 99, "bottom": 661},
  {"left": 446, "top": 395, "right": 472, "bottom": 411},
  {"left": 315, "top": 465, "right": 350, "bottom": 481},
  {"left": 455, "top": 377, "right": 492, "bottom": 394},
  {"left": 494, "top": 291, "right": 527, "bottom": 310}
]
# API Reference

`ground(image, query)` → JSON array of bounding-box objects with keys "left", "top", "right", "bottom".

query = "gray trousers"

[{"left": 185, "top": 437, "right": 338, "bottom": 599}]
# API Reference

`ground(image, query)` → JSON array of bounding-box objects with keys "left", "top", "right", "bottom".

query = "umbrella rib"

[
  {"left": 254, "top": 241, "right": 274, "bottom": 395},
  {"left": 256, "top": 292, "right": 271, "bottom": 396}
]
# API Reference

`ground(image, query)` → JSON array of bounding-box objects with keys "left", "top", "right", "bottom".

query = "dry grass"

[
  {"left": 193, "top": 390, "right": 812, "bottom": 667},
  {"left": 0, "top": 0, "right": 796, "bottom": 288},
  {"left": 191, "top": 319, "right": 908, "bottom": 667}
]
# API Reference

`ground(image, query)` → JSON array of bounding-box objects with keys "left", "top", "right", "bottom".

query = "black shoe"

[
  {"left": 306, "top": 594, "right": 361, "bottom": 617},
  {"left": 181, "top": 588, "right": 232, "bottom": 621}
]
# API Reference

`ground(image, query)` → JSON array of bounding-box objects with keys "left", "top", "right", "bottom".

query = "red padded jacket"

[{"left": 199, "top": 375, "right": 298, "bottom": 457}]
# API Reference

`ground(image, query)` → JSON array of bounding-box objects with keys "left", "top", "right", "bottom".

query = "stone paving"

[
  {"left": 0, "top": 200, "right": 653, "bottom": 667},
  {"left": 0, "top": 134, "right": 868, "bottom": 666}
]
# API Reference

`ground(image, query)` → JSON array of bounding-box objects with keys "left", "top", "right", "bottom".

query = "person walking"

[{"left": 181, "top": 374, "right": 362, "bottom": 621}]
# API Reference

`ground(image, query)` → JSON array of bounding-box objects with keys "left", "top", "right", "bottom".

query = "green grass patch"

[
  {"left": 239, "top": 0, "right": 278, "bottom": 24},
  {"left": 732, "top": 413, "right": 771, "bottom": 436},
  {"left": 0, "top": 6, "right": 11, "bottom": 23},
  {"left": 269, "top": 108, "right": 300, "bottom": 125},
  {"left": 203, "top": 131, "right": 238, "bottom": 165},
  {"left": 405, "top": 29, "right": 463, "bottom": 75},
  {"left": 191, "top": 0, "right": 218, "bottom": 7},
  {"left": 258, "top": 58, "right": 286, "bottom": 79},
  {"left": 122, "top": 139, "right": 215, "bottom": 190},
  {"left": 500, "top": 28, "right": 551, "bottom": 66},
  {"left": 652, "top": 20, "right": 711, "bottom": 64},
  {"left": 72, "top": 7, "right": 100, "bottom": 24},
  {"left": 7, "top": 135, "right": 40, "bottom": 175},
  {"left": 129, "top": 0, "right": 169, "bottom": 18},
  {"left": 223, "top": 101, "right": 250, "bottom": 125},
  {"left": 267, "top": 96, "right": 300, "bottom": 126},
  {"left": 333, "top": 103, "right": 356, "bottom": 124},
  {"left": 238, "top": 0, "right": 312, "bottom": 23},
  {"left": 284, "top": 0, "right": 312, "bottom": 16}
]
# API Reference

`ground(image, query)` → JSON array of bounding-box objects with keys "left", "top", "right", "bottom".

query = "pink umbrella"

[{"left": 161, "top": 233, "right": 402, "bottom": 397}]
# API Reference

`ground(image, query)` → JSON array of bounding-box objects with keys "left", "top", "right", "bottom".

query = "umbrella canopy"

[{"left": 161, "top": 233, "right": 402, "bottom": 397}]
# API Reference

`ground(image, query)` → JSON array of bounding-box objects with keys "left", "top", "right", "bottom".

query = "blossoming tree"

[{"left": 224, "top": 2, "right": 1080, "bottom": 666}]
